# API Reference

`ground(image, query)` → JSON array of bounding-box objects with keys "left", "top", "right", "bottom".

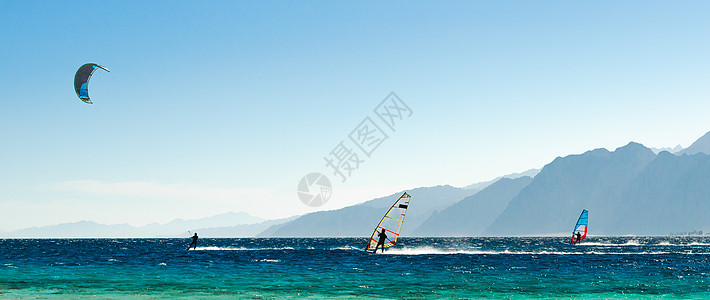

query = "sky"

[{"left": 1, "top": 1, "right": 710, "bottom": 231}]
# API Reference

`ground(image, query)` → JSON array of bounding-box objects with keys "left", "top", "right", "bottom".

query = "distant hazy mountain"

[
  {"left": 259, "top": 185, "right": 478, "bottom": 237},
  {"left": 414, "top": 177, "right": 533, "bottom": 236},
  {"left": 7, "top": 221, "right": 140, "bottom": 238},
  {"left": 5, "top": 211, "right": 274, "bottom": 238},
  {"left": 138, "top": 211, "right": 265, "bottom": 236},
  {"left": 463, "top": 169, "right": 539, "bottom": 191},
  {"left": 649, "top": 145, "right": 684, "bottom": 154},
  {"left": 484, "top": 141, "right": 710, "bottom": 236},
  {"left": 676, "top": 131, "right": 710, "bottom": 155},
  {"left": 611, "top": 151, "right": 710, "bottom": 234},
  {"left": 192, "top": 216, "right": 299, "bottom": 237}
]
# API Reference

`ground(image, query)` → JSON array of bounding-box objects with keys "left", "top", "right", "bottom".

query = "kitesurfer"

[
  {"left": 374, "top": 228, "right": 388, "bottom": 253},
  {"left": 187, "top": 233, "right": 198, "bottom": 250}
]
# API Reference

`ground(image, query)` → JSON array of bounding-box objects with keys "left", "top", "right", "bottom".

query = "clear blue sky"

[{"left": 1, "top": 1, "right": 710, "bottom": 231}]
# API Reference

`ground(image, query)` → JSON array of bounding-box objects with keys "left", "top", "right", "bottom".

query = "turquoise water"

[{"left": 2, "top": 237, "right": 710, "bottom": 298}]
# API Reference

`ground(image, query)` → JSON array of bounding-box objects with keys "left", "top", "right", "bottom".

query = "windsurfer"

[
  {"left": 374, "top": 228, "right": 388, "bottom": 253},
  {"left": 187, "top": 233, "right": 198, "bottom": 250},
  {"left": 573, "top": 232, "right": 582, "bottom": 244}
]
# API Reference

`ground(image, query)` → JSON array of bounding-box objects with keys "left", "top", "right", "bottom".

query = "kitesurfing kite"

[
  {"left": 74, "top": 63, "right": 110, "bottom": 104},
  {"left": 570, "top": 209, "right": 588, "bottom": 245},
  {"left": 364, "top": 192, "right": 411, "bottom": 253}
]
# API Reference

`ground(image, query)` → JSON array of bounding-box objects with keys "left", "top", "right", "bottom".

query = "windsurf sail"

[
  {"left": 571, "top": 209, "right": 588, "bottom": 244},
  {"left": 365, "top": 192, "right": 411, "bottom": 251},
  {"left": 74, "top": 63, "right": 110, "bottom": 104}
]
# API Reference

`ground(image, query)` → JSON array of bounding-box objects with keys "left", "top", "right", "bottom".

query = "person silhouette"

[
  {"left": 187, "top": 233, "right": 198, "bottom": 250},
  {"left": 574, "top": 231, "right": 582, "bottom": 244},
  {"left": 374, "top": 228, "right": 388, "bottom": 253}
]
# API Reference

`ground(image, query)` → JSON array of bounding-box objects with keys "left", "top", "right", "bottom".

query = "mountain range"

[
  {"left": 485, "top": 142, "right": 710, "bottom": 235},
  {"left": 485, "top": 142, "right": 657, "bottom": 235},
  {"left": 676, "top": 131, "right": 710, "bottom": 155},
  {"left": 259, "top": 130, "right": 710, "bottom": 237},
  {"left": 7, "top": 130, "right": 710, "bottom": 237},
  {"left": 4, "top": 212, "right": 271, "bottom": 238},
  {"left": 260, "top": 185, "right": 477, "bottom": 237},
  {"left": 463, "top": 168, "right": 539, "bottom": 191},
  {"left": 414, "top": 176, "right": 533, "bottom": 236}
]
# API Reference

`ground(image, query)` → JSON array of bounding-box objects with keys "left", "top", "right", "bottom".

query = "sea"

[{"left": 2, "top": 237, "right": 710, "bottom": 299}]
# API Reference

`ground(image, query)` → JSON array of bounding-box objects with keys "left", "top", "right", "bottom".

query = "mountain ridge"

[
  {"left": 414, "top": 176, "right": 533, "bottom": 236},
  {"left": 260, "top": 185, "right": 478, "bottom": 237},
  {"left": 4, "top": 211, "right": 280, "bottom": 238}
]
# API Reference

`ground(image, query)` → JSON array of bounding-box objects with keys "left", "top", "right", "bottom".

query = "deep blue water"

[{"left": 2, "top": 237, "right": 710, "bottom": 298}]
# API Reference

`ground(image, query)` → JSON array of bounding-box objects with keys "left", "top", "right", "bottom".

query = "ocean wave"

[
  {"left": 584, "top": 251, "right": 672, "bottom": 255},
  {"left": 577, "top": 240, "right": 643, "bottom": 246},
  {"left": 192, "top": 246, "right": 295, "bottom": 251},
  {"left": 375, "top": 247, "right": 706, "bottom": 256},
  {"left": 581, "top": 241, "right": 710, "bottom": 247},
  {"left": 651, "top": 241, "right": 710, "bottom": 246},
  {"left": 191, "top": 243, "right": 710, "bottom": 254},
  {"left": 332, "top": 246, "right": 360, "bottom": 251},
  {"left": 686, "top": 242, "right": 710, "bottom": 246},
  {"left": 192, "top": 246, "right": 250, "bottom": 251},
  {"left": 380, "top": 247, "right": 579, "bottom": 255},
  {"left": 251, "top": 259, "right": 281, "bottom": 263}
]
